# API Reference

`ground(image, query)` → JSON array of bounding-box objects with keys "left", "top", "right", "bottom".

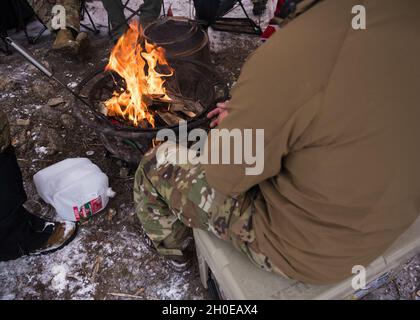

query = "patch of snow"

[
  {"left": 1, "top": 93, "right": 16, "bottom": 99},
  {"left": 154, "top": 274, "right": 189, "bottom": 300},
  {"left": 51, "top": 264, "right": 69, "bottom": 294},
  {"left": 0, "top": 233, "right": 96, "bottom": 299},
  {"left": 35, "top": 146, "right": 48, "bottom": 156},
  {"left": 67, "top": 82, "right": 78, "bottom": 89}
]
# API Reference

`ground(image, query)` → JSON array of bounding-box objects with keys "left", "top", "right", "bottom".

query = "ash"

[{"left": 0, "top": 0, "right": 419, "bottom": 300}]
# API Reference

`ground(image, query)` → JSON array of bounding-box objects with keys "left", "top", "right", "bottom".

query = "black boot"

[{"left": 0, "top": 145, "right": 77, "bottom": 261}]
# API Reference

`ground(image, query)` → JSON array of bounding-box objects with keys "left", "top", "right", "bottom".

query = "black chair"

[
  {"left": 80, "top": 0, "right": 100, "bottom": 34},
  {"left": 24, "top": 0, "right": 101, "bottom": 42},
  {"left": 193, "top": 0, "right": 262, "bottom": 35},
  {"left": 1, "top": 0, "right": 101, "bottom": 55},
  {"left": 107, "top": 0, "right": 167, "bottom": 37},
  {"left": 0, "top": 0, "right": 47, "bottom": 54}
]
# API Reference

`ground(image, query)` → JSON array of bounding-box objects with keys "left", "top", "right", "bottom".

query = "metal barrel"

[{"left": 143, "top": 17, "right": 211, "bottom": 65}]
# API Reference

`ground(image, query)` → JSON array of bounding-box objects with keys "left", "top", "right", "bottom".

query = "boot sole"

[{"left": 32, "top": 224, "right": 79, "bottom": 257}]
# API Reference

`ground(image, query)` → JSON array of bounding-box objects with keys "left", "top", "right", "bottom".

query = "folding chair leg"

[
  {"left": 81, "top": 3, "right": 100, "bottom": 34},
  {"left": 237, "top": 0, "right": 262, "bottom": 34},
  {"left": 108, "top": 18, "right": 112, "bottom": 37},
  {"left": 19, "top": 0, "right": 48, "bottom": 44},
  {"left": 29, "top": 25, "right": 48, "bottom": 44},
  {"left": 209, "top": 0, "right": 263, "bottom": 36},
  {"left": 162, "top": 0, "right": 166, "bottom": 17}
]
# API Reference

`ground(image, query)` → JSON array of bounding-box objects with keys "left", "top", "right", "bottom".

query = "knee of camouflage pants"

[
  {"left": 134, "top": 147, "right": 192, "bottom": 256},
  {"left": 133, "top": 143, "right": 279, "bottom": 273},
  {"left": 28, "top": 0, "right": 81, "bottom": 33}
]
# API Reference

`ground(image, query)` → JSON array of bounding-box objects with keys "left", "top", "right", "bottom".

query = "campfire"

[
  {"left": 72, "top": 18, "right": 226, "bottom": 165},
  {"left": 101, "top": 20, "right": 211, "bottom": 130},
  {"left": 104, "top": 21, "right": 173, "bottom": 128}
]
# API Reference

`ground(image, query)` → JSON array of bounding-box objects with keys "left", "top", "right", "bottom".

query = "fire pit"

[{"left": 72, "top": 20, "right": 226, "bottom": 165}]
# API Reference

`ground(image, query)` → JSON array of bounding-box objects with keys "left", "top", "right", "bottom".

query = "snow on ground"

[
  {"left": 0, "top": 210, "right": 203, "bottom": 300},
  {"left": 1, "top": 0, "right": 419, "bottom": 301}
]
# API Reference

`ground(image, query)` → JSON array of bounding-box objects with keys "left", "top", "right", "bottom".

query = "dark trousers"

[{"left": 0, "top": 146, "right": 47, "bottom": 261}]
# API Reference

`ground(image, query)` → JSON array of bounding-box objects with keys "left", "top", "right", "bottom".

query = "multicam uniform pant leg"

[
  {"left": 134, "top": 145, "right": 278, "bottom": 273},
  {"left": 28, "top": 0, "right": 81, "bottom": 33}
]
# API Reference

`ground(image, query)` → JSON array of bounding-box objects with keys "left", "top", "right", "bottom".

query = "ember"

[{"left": 104, "top": 20, "right": 173, "bottom": 127}]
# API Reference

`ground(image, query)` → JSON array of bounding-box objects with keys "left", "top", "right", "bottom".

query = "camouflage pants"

[
  {"left": 28, "top": 0, "right": 81, "bottom": 33},
  {"left": 134, "top": 145, "right": 277, "bottom": 273},
  {"left": 0, "top": 111, "right": 11, "bottom": 154}
]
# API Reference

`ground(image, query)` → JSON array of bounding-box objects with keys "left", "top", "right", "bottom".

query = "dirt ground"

[{"left": 0, "top": 0, "right": 419, "bottom": 300}]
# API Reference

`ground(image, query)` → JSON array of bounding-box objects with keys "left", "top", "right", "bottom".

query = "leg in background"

[
  {"left": 139, "top": 0, "right": 163, "bottom": 27},
  {"left": 0, "top": 112, "right": 49, "bottom": 261},
  {"left": 57, "top": 0, "right": 81, "bottom": 33},
  {"left": 101, "top": 0, "right": 129, "bottom": 41},
  {"left": 27, "top": 0, "right": 80, "bottom": 32},
  {"left": 27, "top": 0, "right": 88, "bottom": 55}
]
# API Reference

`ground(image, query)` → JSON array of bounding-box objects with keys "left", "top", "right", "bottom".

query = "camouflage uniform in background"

[
  {"left": 28, "top": 0, "right": 81, "bottom": 33},
  {"left": 134, "top": 145, "right": 283, "bottom": 274},
  {"left": 0, "top": 111, "right": 11, "bottom": 154}
]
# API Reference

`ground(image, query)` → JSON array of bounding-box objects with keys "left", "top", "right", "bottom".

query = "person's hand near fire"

[{"left": 207, "top": 101, "right": 229, "bottom": 128}]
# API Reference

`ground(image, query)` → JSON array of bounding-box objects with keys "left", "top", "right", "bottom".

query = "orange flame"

[{"left": 104, "top": 20, "right": 173, "bottom": 127}]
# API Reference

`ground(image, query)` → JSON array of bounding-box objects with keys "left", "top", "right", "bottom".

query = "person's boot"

[
  {"left": 29, "top": 221, "right": 77, "bottom": 256},
  {"left": 140, "top": 225, "right": 193, "bottom": 273},
  {"left": 75, "top": 32, "right": 90, "bottom": 55},
  {"left": 164, "top": 253, "right": 193, "bottom": 273},
  {"left": 52, "top": 29, "right": 79, "bottom": 56}
]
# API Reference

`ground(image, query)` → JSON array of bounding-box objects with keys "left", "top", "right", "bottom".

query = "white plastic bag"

[{"left": 34, "top": 158, "right": 115, "bottom": 222}]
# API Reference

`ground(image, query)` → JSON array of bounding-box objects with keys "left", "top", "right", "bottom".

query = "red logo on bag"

[{"left": 73, "top": 196, "right": 103, "bottom": 221}]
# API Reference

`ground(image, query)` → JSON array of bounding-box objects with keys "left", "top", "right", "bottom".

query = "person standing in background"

[
  {"left": 102, "top": 0, "right": 163, "bottom": 42},
  {"left": 28, "top": 0, "right": 90, "bottom": 55}
]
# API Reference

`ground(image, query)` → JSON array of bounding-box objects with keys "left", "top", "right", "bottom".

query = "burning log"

[
  {"left": 150, "top": 95, "right": 201, "bottom": 120},
  {"left": 156, "top": 110, "right": 184, "bottom": 126},
  {"left": 179, "top": 110, "right": 197, "bottom": 118}
]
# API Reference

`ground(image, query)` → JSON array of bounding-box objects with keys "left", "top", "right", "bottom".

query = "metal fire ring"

[{"left": 72, "top": 58, "right": 228, "bottom": 140}]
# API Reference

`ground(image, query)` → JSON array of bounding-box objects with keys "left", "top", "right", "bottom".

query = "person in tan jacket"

[{"left": 134, "top": 0, "right": 420, "bottom": 283}]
